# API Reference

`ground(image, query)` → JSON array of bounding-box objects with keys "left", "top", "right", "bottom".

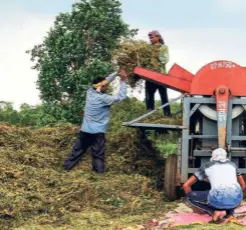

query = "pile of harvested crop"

[
  {"left": 113, "top": 40, "right": 156, "bottom": 87},
  {"left": 140, "top": 113, "right": 183, "bottom": 125},
  {"left": 0, "top": 123, "right": 175, "bottom": 230}
]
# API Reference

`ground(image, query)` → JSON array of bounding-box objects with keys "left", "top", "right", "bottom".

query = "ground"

[
  {"left": 0, "top": 123, "right": 174, "bottom": 229},
  {"left": 172, "top": 224, "right": 243, "bottom": 229},
  {"left": 1, "top": 123, "right": 245, "bottom": 230}
]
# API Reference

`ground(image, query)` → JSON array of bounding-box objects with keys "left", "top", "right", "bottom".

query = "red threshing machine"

[{"left": 123, "top": 60, "right": 246, "bottom": 199}]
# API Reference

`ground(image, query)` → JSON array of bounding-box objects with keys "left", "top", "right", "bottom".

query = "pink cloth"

[
  {"left": 235, "top": 205, "right": 246, "bottom": 214},
  {"left": 165, "top": 212, "right": 211, "bottom": 227},
  {"left": 140, "top": 204, "right": 246, "bottom": 229},
  {"left": 164, "top": 204, "right": 246, "bottom": 227},
  {"left": 239, "top": 216, "right": 246, "bottom": 224},
  {"left": 122, "top": 204, "right": 246, "bottom": 229}
]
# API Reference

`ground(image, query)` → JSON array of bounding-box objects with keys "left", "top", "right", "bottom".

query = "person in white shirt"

[{"left": 183, "top": 148, "right": 245, "bottom": 223}]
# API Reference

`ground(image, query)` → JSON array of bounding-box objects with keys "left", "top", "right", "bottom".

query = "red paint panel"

[
  {"left": 134, "top": 60, "right": 246, "bottom": 96},
  {"left": 134, "top": 67, "right": 191, "bottom": 93},
  {"left": 169, "top": 64, "right": 194, "bottom": 82},
  {"left": 215, "top": 86, "right": 229, "bottom": 149},
  {"left": 191, "top": 60, "right": 246, "bottom": 96}
]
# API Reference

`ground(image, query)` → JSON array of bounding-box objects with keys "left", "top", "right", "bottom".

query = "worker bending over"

[
  {"left": 64, "top": 69, "right": 127, "bottom": 173},
  {"left": 183, "top": 148, "right": 245, "bottom": 224},
  {"left": 145, "top": 30, "right": 171, "bottom": 116}
]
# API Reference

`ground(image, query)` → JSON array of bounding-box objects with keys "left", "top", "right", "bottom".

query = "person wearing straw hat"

[
  {"left": 145, "top": 30, "right": 171, "bottom": 116},
  {"left": 182, "top": 148, "right": 245, "bottom": 224},
  {"left": 64, "top": 69, "right": 127, "bottom": 172}
]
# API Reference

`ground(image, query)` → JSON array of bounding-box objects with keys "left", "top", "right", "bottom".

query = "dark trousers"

[
  {"left": 187, "top": 191, "right": 234, "bottom": 216},
  {"left": 64, "top": 131, "right": 106, "bottom": 173},
  {"left": 145, "top": 81, "right": 171, "bottom": 116}
]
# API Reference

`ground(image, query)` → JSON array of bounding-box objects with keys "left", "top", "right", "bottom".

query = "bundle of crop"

[
  {"left": 140, "top": 114, "right": 183, "bottom": 125},
  {"left": 113, "top": 40, "right": 157, "bottom": 87},
  {"left": 0, "top": 123, "right": 174, "bottom": 230}
]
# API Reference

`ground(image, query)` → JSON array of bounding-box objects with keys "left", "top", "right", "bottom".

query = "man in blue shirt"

[{"left": 64, "top": 69, "right": 127, "bottom": 172}]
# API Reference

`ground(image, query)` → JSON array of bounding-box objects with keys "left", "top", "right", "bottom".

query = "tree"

[
  {"left": 0, "top": 101, "right": 20, "bottom": 124},
  {"left": 27, "top": 0, "right": 135, "bottom": 124},
  {"left": 18, "top": 104, "right": 47, "bottom": 127},
  {"left": 0, "top": 101, "right": 68, "bottom": 128}
]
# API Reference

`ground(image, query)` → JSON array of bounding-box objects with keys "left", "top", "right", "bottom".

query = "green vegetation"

[
  {"left": 2, "top": 0, "right": 237, "bottom": 229},
  {"left": 0, "top": 122, "right": 178, "bottom": 230},
  {"left": 0, "top": 97, "right": 184, "bottom": 229},
  {"left": 27, "top": 0, "right": 136, "bottom": 124}
]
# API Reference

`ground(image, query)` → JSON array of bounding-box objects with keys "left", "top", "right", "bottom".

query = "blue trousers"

[
  {"left": 187, "top": 191, "right": 234, "bottom": 216},
  {"left": 64, "top": 131, "right": 105, "bottom": 172}
]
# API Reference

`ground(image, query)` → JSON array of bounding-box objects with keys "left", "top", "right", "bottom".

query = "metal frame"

[
  {"left": 181, "top": 97, "right": 246, "bottom": 182},
  {"left": 181, "top": 97, "right": 190, "bottom": 182},
  {"left": 122, "top": 95, "right": 246, "bottom": 184},
  {"left": 122, "top": 122, "right": 186, "bottom": 130},
  {"left": 124, "top": 95, "right": 184, "bottom": 126}
]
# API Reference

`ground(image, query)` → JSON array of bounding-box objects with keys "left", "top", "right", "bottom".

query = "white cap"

[{"left": 210, "top": 148, "right": 228, "bottom": 162}]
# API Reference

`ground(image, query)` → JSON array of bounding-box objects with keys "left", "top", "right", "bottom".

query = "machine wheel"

[{"left": 164, "top": 154, "right": 178, "bottom": 200}]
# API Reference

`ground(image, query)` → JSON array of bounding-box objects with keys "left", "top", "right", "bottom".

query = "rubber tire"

[{"left": 164, "top": 154, "right": 178, "bottom": 200}]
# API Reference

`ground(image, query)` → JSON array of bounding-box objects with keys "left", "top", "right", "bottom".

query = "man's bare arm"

[
  {"left": 182, "top": 175, "right": 197, "bottom": 194},
  {"left": 238, "top": 175, "right": 246, "bottom": 191}
]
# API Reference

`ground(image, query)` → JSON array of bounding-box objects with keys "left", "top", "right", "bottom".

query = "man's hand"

[
  {"left": 118, "top": 69, "right": 127, "bottom": 82},
  {"left": 182, "top": 175, "right": 197, "bottom": 195},
  {"left": 238, "top": 175, "right": 246, "bottom": 191}
]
